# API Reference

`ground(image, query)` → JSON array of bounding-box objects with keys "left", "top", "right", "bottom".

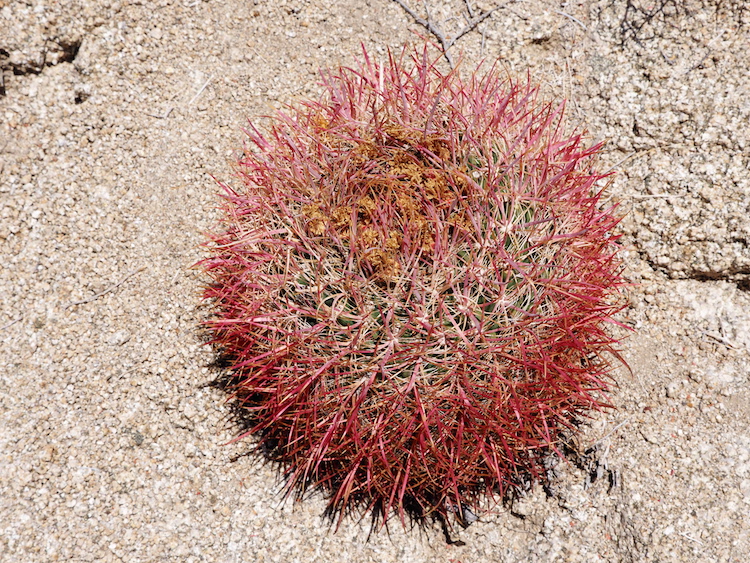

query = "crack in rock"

[{"left": 0, "top": 37, "right": 82, "bottom": 77}]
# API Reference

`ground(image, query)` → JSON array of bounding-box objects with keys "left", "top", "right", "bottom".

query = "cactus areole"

[{"left": 203, "top": 47, "right": 627, "bottom": 530}]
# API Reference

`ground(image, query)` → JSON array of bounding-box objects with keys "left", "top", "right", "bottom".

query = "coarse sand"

[{"left": 1, "top": 1, "right": 749, "bottom": 561}]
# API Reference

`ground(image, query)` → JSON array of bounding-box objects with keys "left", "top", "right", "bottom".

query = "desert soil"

[{"left": 1, "top": 0, "right": 749, "bottom": 561}]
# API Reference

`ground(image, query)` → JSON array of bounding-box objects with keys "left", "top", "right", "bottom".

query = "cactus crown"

[{"left": 203, "top": 46, "right": 626, "bottom": 530}]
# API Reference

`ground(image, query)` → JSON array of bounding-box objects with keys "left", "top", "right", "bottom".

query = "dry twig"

[
  {"left": 0, "top": 316, "right": 23, "bottom": 331},
  {"left": 678, "top": 531, "right": 705, "bottom": 546},
  {"left": 67, "top": 266, "right": 146, "bottom": 309},
  {"left": 589, "top": 417, "right": 632, "bottom": 450},
  {"left": 555, "top": 10, "right": 587, "bottom": 31},
  {"left": 392, "top": 0, "right": 514, "bottom": 67},
  {"left": 701, "top": 330, "right": 737, "bottom": 350},
  {"left": 188, "top": 74, "right": 213, "bottom": 105},
  {"left": 146, "top": 72, "right": 212, "bottom": 119}
]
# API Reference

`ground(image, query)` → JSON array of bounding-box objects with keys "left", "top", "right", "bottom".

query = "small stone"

[{"left": 109, "top": 330, "right": 131, "bottom": 346}]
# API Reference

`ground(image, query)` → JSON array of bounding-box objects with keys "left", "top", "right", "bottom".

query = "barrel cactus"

[{"left": 203, "top": 47, "right": 626, "bottom": 530}]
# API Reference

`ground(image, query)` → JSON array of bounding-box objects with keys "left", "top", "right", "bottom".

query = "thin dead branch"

[
  {"left": 0, "top": 316, "right": 23, "bottom": 331},
  {"left": 392, "top": 0, "right": 515, "bottom": 67},
  {"left": 555, "top": 10, "right": 587, "bottom": 31},
  {"left": 67, "top": 266, "right": 146, "bottom": 309},
  {"left": 145, "top": 72, "right": 212, "bottom": 119}
]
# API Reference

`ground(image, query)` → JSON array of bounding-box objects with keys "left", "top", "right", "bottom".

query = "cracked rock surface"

[
  {"left": 1, "top": 1, "right": 749, "bottom": 562},
  {"left": 0, "top": 0, "right": 95, "bottom": 75},
  {"left": 585, "top": 3, "right": 750, "bottom": 285}
]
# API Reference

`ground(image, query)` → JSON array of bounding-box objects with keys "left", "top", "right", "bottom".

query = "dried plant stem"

[
  {"left": 589, "top": 417, "right": 632, "bottom": 449},
  {"left": 0, "top": 316, "right": 23, "bottom": 331},
  {"left": 555, "top": 10, "right": 587, "bottom": 31},
  {"left": 188, "top": 74, "right": 213, "bottom": 105},
  {"left": 146, "top": 72, "right": 212, "bottom": 119},
  {"left": 67, "top": 266, "right": 146, "bottom": 309},
  {"left": 392, "top": 0, "right": 514, "bottom": 67}
]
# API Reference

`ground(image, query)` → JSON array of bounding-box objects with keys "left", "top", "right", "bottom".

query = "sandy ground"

[{"left": 1, "top": 0, "right": 749, "bottom": 561}]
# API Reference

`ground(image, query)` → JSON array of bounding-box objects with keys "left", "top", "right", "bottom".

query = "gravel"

[{"left": 2, "top": 1, "right": 748, "bottom": 561}]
